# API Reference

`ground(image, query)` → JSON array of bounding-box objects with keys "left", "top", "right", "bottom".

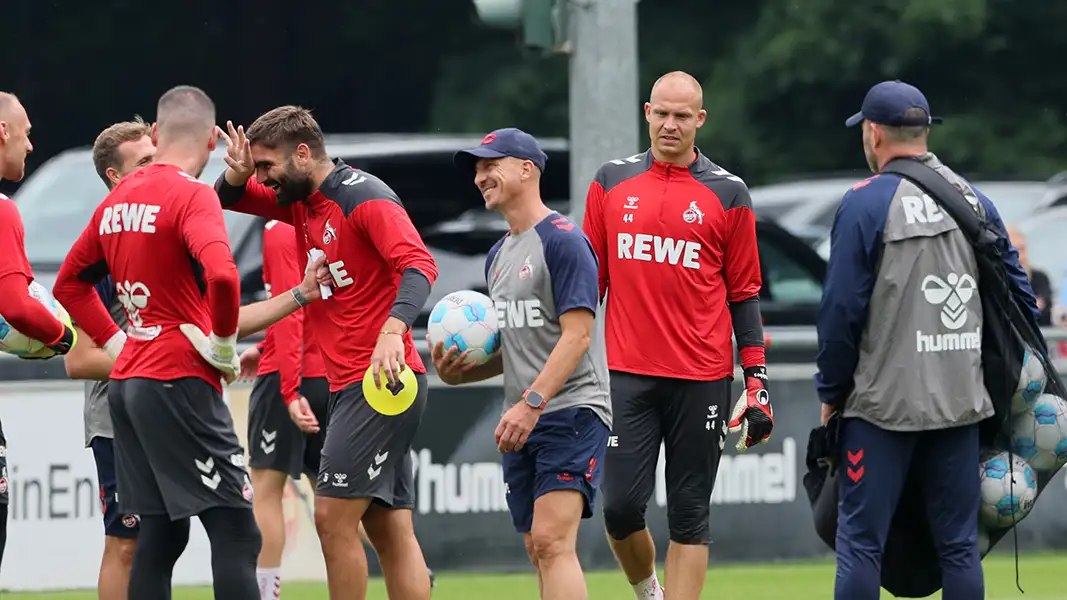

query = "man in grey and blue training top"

[
  {"left": 816, "top": 81, "right": 1039, "bottom": 600},
  {"left": 432, "top": 128, "right": 612, "bottom": 600}
]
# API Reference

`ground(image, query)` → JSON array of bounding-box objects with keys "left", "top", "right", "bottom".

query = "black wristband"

[{"left": 743, "top": 365, "right": 768, "bottom": 386}]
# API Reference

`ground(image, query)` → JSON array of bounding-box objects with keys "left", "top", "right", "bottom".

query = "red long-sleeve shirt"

[
  {"left": 215, "top": 160, "right": 438, "bottom": 392},
  {"left": 582, "top": 150, "right": 764, "bottom": 380},
  {"left": 53, "top": 164, "right": 240, "bottom": 392},
  {"left": 257, "top": 219, "right": 326, "bottom": 404},
  {"left": 0, "top": 195, "right": 66, "bottom": 345}
]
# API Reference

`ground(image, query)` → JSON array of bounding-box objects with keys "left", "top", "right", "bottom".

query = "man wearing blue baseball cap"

[
  {"left": 815, "top": 80, "right": 1038, "bottom": 599},
  {"left": 439, "top": 128, "right": 613, "bottom": 600}
]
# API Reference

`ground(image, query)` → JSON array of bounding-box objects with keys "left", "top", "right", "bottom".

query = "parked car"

[
  {"left": 751, "top": 174, "right": 1051, "bottom": 257},
  {"left": 4, "top": 136, "right": 827, "bottom": 377},
  {"left": 12, "top": 133, "right": 568, "bottom": 307},
  {"left": 1030, "top": 171, "right": 1067, "bottom": 212},
  {"left": 1010, "top": 205, "right": 1067, "bottom": 295},
  {"left": 422, "top": 201, "right": 827, "bottom": 328},
  {"left": 3, "top": 134, "right": 570, "bottom": 379}
]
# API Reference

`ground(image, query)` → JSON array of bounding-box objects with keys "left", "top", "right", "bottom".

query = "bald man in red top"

[
  {"left": 0, "top": 91, "right": 77, "bottom": 574},
  {"left": 53, "top": 86, "right": 259, "bottom": 600},
  {"left": 582, "top": 72, "right": 773, "bottom": 600}
]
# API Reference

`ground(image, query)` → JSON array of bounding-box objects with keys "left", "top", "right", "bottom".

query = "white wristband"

[{"left": 102, "top": 331, "right": 127, "bottom": 360}]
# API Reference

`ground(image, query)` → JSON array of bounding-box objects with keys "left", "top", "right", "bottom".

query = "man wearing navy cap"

[
  {"left": 816, "top": 80, "right": 1037, "bottom": 599},
  {"left": 434, "top": 128, "right": 612, "bottom": 600}
]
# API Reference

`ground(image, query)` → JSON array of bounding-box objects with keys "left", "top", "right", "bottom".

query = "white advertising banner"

[{"left": 1, "top": 381, "right": 325, "bottom": 592}]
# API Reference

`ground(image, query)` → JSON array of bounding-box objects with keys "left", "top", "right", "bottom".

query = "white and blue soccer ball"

[
  {"left": 426, "top": 290, "right": 500, "bottom": 367},
  {"left": 0, "top": 281, "right": 72, "bottom": 357},
  {"left": 1010, "top": 393, "right": 1067, "bottom": 472},
  {"left": 1011, "top": 347, "right": 1047, "bottom": 416},
  {"left": 978, "top": 451, "right": 1038, "bottom": 529}
]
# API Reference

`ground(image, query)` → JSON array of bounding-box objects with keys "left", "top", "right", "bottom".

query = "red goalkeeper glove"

[{"left": 728, "top": 365, "right": 774, "bottom": 453}]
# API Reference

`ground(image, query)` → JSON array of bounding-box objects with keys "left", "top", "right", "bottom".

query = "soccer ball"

[
  {"left": 978, "top": 450, "right": 1037, "bottom": 529},
  {"left": 1010, "top": 393, "right": 1067, "bottom": 471},
  {"left": 0, "top": 281, "right": 72, "bottom": 358},
  {"left": 1011, "top": 347, "right": 1047, "bottom": 416},
  {"left": 426, "top": 290, "right": 500, "bottom": 367}
]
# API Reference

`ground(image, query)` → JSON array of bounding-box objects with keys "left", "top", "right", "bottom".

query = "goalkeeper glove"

[
  {"left": 19, "top": 323, "right": 79, "bottom": 360},
  {"left": 728, "top": 365, "right": 774, "bottom": 453},
  {"left": 179, "top": 324, "right": 240, "bottom": 383}
]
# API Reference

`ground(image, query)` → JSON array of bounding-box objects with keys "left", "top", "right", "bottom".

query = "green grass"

[{"left": 5, "top": 553, "right": 1066, "bottom": 599}]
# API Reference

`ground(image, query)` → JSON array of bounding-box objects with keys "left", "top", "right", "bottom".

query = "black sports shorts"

[
  {"left": 109, "top": 377, "right": 253, "bottom": 520},
  {"left": 248, "top": 373, "right": 330, "bottom": 481},
  {"left": 600, "top": 371, "right": 731, "bottom": 542},
  {"left": 315, "top": 372, "right": 428, "bottom": 508}
]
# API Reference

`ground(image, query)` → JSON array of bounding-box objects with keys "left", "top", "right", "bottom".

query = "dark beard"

[{"left": 275, "top": 173, "right": 314, "bottom": 206}]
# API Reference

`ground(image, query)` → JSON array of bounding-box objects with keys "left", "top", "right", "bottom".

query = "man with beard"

[
  {"left": 214, "top": 108, "right": 437, "bottom": 600},
  {"left": 0, "top": 91, "right": 79, "bottom": 574}
]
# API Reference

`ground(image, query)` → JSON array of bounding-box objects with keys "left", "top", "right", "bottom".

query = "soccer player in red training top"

[
  {"left": 53, "top": 86, "right": 262, "bottom": 600},
  {"left": 214, "top": 108, "right": 438, "bottom": 600},
  {"left": 582, "top": 71, "right": 774, "bottom": 600},
  {"left": 0, "top": 91, "right": 78, "bottom": 573},
  {"left": 237, "top": 218, "right": 329, "bottom": 600}
]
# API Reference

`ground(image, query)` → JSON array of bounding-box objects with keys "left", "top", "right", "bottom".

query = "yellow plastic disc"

[{"left": 362, "top": 365, "right": 419, "bottom": 416}]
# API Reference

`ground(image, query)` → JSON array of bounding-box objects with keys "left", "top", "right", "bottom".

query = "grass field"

[{"left": 4, "top": 553, "right": 1066, "bottom": 599}]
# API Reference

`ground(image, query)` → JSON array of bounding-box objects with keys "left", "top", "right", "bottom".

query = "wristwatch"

[{"left": 523, "top": 389, "right": 545, "bottom": 410}]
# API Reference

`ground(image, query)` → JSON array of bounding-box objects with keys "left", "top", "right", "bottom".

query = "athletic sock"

[
  {"left": 256, "top": 567, "right": 281, "bottom": 600},
  {"left": 632, "top": 572, "right": 664, "bottom": 600}
]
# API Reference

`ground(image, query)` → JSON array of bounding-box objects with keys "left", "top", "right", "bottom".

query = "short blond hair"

[
  {"left": 92, "top": 117, "right": 151, "bottom": 187},
  {"left": 246, "top": 105, "right": 327, "bottom": 159}
]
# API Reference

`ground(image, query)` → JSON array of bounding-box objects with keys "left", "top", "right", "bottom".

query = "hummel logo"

[
  {"left": 341, "top": 172, "right": 366, "bottom": 186},
  {"left": 261, "top": 430, "right": 276, "bottom": 455},
  {"left": 367, "top": 451, "right": 389, "bottom": 480},
  {"left": 195, "top": 457, "right": 221, "bottom": 490}
]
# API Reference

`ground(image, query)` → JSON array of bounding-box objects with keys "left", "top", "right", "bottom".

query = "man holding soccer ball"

[
  {"left": 0, "top": 91, "right": 78, "bottom": 573},
  {"left": 434, "top": 128, "right": 612, "bottom": 600}
]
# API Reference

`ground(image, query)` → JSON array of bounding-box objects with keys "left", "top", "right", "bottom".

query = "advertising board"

[{"left": 1, "top": 369, "right": 1064, "bottom": 591}]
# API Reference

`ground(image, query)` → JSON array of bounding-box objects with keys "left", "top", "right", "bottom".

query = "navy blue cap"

[
  {"left": 845, "top": 80, "right": 943, "bottom": 128},
  {"left": 454, "top": 128, "right": 548, "bottom": 172}
]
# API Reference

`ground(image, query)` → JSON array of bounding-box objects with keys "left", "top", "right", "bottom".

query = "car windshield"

[{"left": 15, "top": 153, "right": 251, "bottom": 267}]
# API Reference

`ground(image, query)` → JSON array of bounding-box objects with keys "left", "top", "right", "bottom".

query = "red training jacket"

[
  {"left": 215, "top": 160, "right": 438, "bottom": 392},
  {"left": 256, "top": 219, "right": 326, "bottom": 405},
  {"left": 582, "top": 149, "right": 764, "bottom": 381},
  {"left": 54, "top": 164, "right": 241, "bottom": 392}
]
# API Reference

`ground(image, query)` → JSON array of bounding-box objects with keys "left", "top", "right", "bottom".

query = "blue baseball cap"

[
  {"left": 845, "top": 80, "right": 943, "bottom": 128},
  {"left": 454, "top": 128, "right": 548, "bottom": 172}
]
